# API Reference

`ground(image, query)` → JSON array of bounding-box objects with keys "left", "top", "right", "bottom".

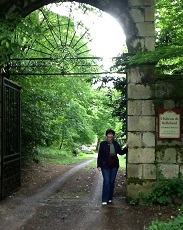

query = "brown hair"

[{"left": 105, "top": 129, "right": 115, "bottom": 136}]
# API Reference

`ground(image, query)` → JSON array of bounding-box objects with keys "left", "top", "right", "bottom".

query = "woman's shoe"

[{"left": 102, "top": 202, "right": 107, "bottom": 205}]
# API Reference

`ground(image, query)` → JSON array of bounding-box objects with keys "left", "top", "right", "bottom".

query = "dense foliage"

[
  {"left": 130, "top": 177, "right": 183, "bottom": 206},
  {"left": 0, "top": 13, "right": 23, "bottom": 66},
  {"left": 2, "top": 6, "right": 123, "bottom": 161}
]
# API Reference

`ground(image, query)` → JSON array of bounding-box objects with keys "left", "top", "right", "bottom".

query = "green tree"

[
  {"left": 90, "top": 86, "right": 125, "bottom": 149},
  {"left": 10, "top": 6, "right": 117, "bottom": 161}
]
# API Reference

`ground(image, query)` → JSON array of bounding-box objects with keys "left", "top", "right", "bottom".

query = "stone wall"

[
  {"left": 126, "top": 0, "right": 183, "bottom": 200},
  {"left": 155, "top": 77, "right": 183, "bottom": 179},
  {"left": 127, "top": 71, "right": 183, "bottom": 199}
]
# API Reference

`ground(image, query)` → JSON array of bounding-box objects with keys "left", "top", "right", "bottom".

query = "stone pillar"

[
  {"left": 126, "top": 0, "right": 156, "bottom": 198},
  {"left": 127, "top": 65, "right": 156, "bottom": 198}
]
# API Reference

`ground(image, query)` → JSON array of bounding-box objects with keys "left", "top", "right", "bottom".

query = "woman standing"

[{"left": 97, "top": 129, "right": 128, "bottom": 205}]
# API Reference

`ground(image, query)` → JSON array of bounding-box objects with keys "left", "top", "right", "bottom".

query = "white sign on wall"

[{"left": 158, "top": 108, "right": 181, "bottom": 141}]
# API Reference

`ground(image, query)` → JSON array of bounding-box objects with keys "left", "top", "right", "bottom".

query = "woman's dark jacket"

[{"left": 97, "top": 140, "right": 128, "bottom": 169}]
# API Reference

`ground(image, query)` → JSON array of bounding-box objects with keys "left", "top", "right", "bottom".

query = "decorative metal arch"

[{"left": 8, "top": 2, "right": 126, "bottom": 77}]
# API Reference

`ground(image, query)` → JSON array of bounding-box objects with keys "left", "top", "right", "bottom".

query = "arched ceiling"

[{"left": 0, "top": 0, "right": 138, "bottom": 45}]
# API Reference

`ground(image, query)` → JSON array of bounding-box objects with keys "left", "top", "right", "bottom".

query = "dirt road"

[{"left": 0, "top": 159, "right": 178, "bottom": 230}]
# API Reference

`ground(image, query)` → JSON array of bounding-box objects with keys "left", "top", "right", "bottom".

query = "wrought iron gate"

[{"left": 1, "top": 77, "right": 21, "bottom": 199}]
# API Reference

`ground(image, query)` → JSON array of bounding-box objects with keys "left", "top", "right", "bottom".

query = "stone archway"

[
  {"left": 0, "top": 0, "right": 155, "bottom": 53},
  {"left": 0, "top": 0, "right": 156, "bottom": 199}
]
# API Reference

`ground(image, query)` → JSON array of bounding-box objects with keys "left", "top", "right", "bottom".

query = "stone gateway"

[{"left": 1, "top": 0, "right": 182, "bottom": 201}]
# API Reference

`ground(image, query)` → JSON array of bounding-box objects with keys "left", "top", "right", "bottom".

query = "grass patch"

[
  {"left": 36, "top": 147, "right": 97, "bottom": 165},
  {"left": 35, "top": 147, "right": 125, "bottom": 169},
  {"left": 42, "top": 211, "right": 49, "bottom": 218},
  {"left": 116, "top": 209, "right": 124, "bottom": 216}
]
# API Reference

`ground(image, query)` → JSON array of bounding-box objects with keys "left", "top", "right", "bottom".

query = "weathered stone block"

[
  {"left": 127, "top": 67, "right": 144, "bottom": 84},
  {"left": 128, "top": 84, "right": 152, "bottom": 99},
  {"left": 130, "top": 8, "right": 144, "bottom": 23},
  {"left": 128, "top": 116, "right": 155, "bottom": 131},
  {"left": 128, "top": 148, "right": 155, "bottom": 163},
  {"left": 157, "top": 139, "right": 182, "bottom": 146},
  {"left": 142, "top": 100, "right": 155, "bottom": 115},
  {"left": 154, "top": 82, "right": 174, "bottom": 98},
  {"left": 127, "top": 181, "right": 154, "bottom": 199},
  {"left": 143, "top": 164, "right": 156, "bottom": 179},
  {"left": 163, "top": 100, "right": 175, "bottom": 109},
  {"left": 177, "top": 148, "right": 183, "bottom": 164},
  {"left": 128, "top": 132, "right": 142, "bottom": 147},
  {"left": 129, "top": 0, "right": 154, "bottom": 6},
  {"left": 180, "top": 165, "right": 183, "bottom": 175},
  {"left": 128, "top": 100, "right": 142, "bottom": 115},
  {"left": 159, "top": 164, "right": 179, "bottom": 179},
  {"left": 156, "top": 148, "right": 176, "bottom": 163},
  {"left": 142, "top": 132, "right": 155, "bottom": 147},
  {"left": 127, "top": 164, "right": 143, "bottom": 178},
  {"left": 145, "top": 7, "right": 154, "bottom": 21},
  {"left": 136, "top": 22, "right": 155, "bottom": 37},
  {"left": 131, "top": 38, "right": 145, "bottom": 52},
  {"left": 100, "top": 0, "right": 110, "bottom": 7},
  {"left": 145, "top": 37, "right": 155, "bottom": 51}
]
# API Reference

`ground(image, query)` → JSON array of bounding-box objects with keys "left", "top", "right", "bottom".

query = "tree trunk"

[
  {"left": 59, "top": 136, "right": 64, "bottom": 150},
  {"left": 96, "top": 138, "right": 100, "bottom": 151}
]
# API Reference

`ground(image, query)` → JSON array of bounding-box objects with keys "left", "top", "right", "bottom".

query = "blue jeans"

[{"left": 101, "top": 167, "right": 118, "bottom": 202}]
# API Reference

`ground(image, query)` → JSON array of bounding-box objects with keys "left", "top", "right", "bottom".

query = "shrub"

[
  {"left": 130, "top": 172, "right": 183, "bottom": 206},
  {"left": 145, "top": 205, "right": 183, "bottom": 230}
]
